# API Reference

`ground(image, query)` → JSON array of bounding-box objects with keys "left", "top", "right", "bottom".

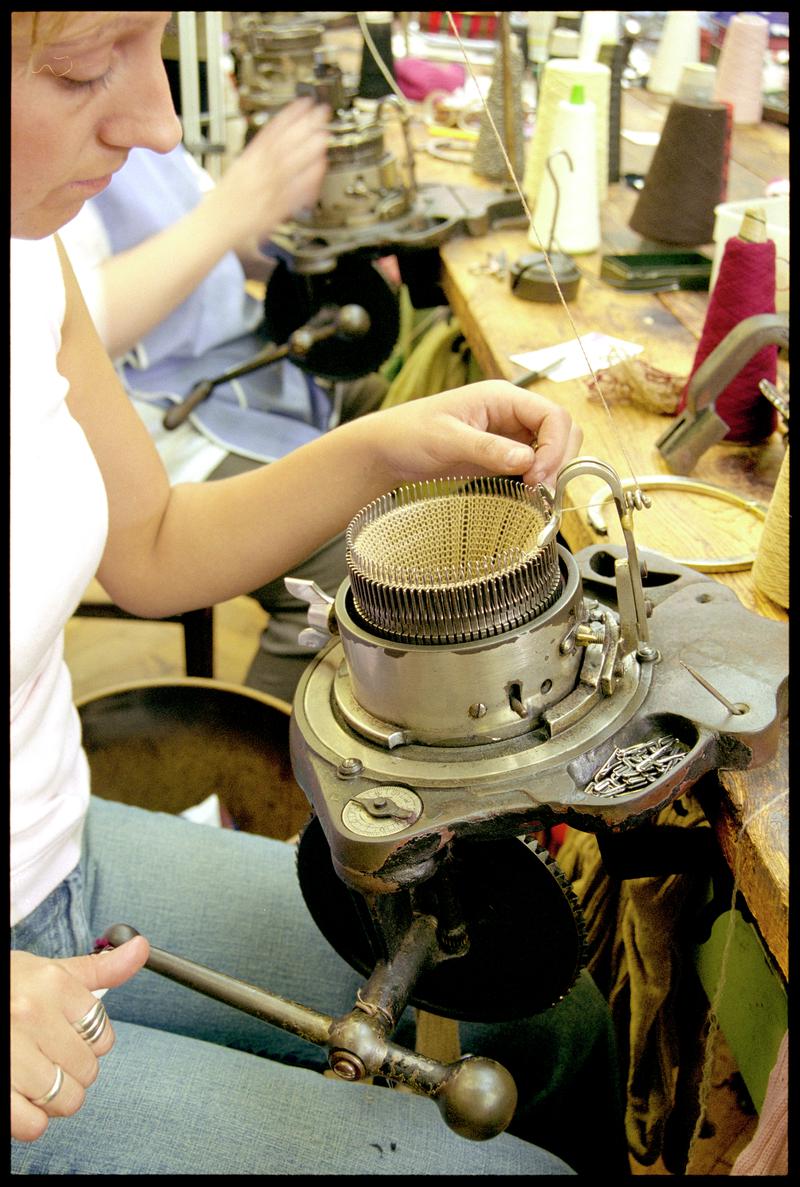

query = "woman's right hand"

[
  {"left": 212, "top": 97, "right": 330, "bottom": 255},
  {"left": 10, "top": 937, "right": 149, "bottom": 1142}
]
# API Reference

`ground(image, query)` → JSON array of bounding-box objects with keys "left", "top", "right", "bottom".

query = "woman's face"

[{"left": 11, "top": 11, "right": 182, "bottom": 238}]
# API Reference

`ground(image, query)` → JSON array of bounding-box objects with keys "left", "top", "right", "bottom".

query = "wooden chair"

[{"left": 74, "top": 579, "right": 215, "bottom": 678}]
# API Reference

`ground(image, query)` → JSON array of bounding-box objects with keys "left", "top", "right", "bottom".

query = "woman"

[{"left": 11, "top": 12, "right": 626, "bottom": 1176}]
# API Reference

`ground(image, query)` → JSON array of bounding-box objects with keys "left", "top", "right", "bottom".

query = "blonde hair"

[{"left": 12, "top": 11, "right": 112, "bottom": 61}]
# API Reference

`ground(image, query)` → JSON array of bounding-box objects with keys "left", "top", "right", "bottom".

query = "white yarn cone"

[
  {"left": 647, "top": 11, "right": 700, "bottom": 96},
  {"left": 676, "top": 62, "right": 717, "bottom": 104},
  {"left": 578, "top": 11, "right": 620, "bottom": 62},
  {"left": 523, "top": 59, "right": 610, "bottom": 209},
  {"left": 530, "top": 90, "right": 600, "bottom": 255},
  {"left": 527, "top": 11, "right": 557, "bottom": 65}
]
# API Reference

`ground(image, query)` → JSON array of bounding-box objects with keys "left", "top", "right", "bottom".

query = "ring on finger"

[
  {"left": 72, "top": 998, "right": 109, "bottom": 1044},
  {"left": 30, "top": 1064, "right": 64, "bottom": 1107}
]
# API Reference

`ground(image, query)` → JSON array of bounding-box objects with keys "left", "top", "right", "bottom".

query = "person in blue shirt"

[{"left": 61, "top": 97, "right": 389, "bottom": 703}]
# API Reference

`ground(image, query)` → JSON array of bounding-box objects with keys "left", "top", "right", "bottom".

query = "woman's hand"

[
  {"left": 362, "top": 380, "right": 583, "bottom": 491},
  {"left": 212, "top": 97, "right": 330, "bottom": 261},
  {"left": 10, "top": 937, "right": 149, "bottom": 1142}
]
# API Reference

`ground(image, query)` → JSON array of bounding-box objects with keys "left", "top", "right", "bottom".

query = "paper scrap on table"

[
  {"left": 511, "top": 333, "right": 644, "bottom": 383},
  {"left": 621, "top": 128, "right": 661, "bottom": 146}
]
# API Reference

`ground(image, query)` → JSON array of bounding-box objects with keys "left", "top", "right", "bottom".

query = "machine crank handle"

[
  {"left": 100, "top": 921, "right": 517, "bottom": 1141},
  {"left": 163, "top": 304, "right": 370, "bottom": 431},
  {"left": 100, "top": 923, "right": 330, "bottom": 1043},
  {"left": 163, "top": 340, "right": 290, "bottom": 430}
]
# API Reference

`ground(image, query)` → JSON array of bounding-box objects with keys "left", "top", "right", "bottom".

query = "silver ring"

[
  {"left": 72, "top": 998, "right": 108, "bottom": 1044},
  {"left": 31, "top": 1064, "right": 64, "bottom": 1107}
]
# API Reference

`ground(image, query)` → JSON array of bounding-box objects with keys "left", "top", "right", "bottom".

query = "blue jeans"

[{"left": 10, "top": 798, "right": 620, "bottom": 1174}]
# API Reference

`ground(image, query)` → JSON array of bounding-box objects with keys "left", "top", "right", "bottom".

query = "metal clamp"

[
  {"left": 539, "top": 457, "right": 653, "bottom": 658},
  {"left": 656, "top": 312, "right": 789, "bottom": 474},
  {"left": 284, "top": 577, "right": 337, "bottom": 648}
]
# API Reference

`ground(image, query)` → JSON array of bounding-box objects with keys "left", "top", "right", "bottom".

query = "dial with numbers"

[{"left": 341, "top": 786, "right": 423, "bottom": 837}]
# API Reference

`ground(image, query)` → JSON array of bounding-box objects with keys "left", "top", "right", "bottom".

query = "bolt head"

[
  {"left": 337, "top": 757, "right": 364, "bottom": 778},
  {"left": 330, "top": 1050, "right": 366, "bottom": 1081}
]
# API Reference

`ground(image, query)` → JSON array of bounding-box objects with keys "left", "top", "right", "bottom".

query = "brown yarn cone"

[{"left": 629, "top": 99, "right": 729, "bottom": 245}]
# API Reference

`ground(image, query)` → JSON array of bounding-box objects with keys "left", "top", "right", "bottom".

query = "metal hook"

[
  {"left": 543, "top": 149, "right": 575, "bottom": 254},
  {"left": 537, "top": 457, "right": 654, "bottom": 659}
]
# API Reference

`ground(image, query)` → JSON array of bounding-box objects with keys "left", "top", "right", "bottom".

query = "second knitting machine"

[{"left": 259, "top": 52, "right": 525, "bottom": 363}]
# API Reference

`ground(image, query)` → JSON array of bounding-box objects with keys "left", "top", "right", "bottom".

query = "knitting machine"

[
  {"left": 253, "top": 45, "right": 525, "bottom": 358},
  {"left": 230, "top": 14, "right": 327, "bottom": 120},
  {"left": 221, "top": 16, "right": 527, "bottom": 389},
  {"left": 104, "top": 457, "right": 787, "bottom": 1141}
]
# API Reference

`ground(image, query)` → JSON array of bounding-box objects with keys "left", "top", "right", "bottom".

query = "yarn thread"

[
  {"left": 527, "top": 11, "right": 556, "bottom": 66},
  {"left": 718, "top": 101, "right": 734, "bottom": 204},
  {"left": 585, "top": 354, "right": 684, "bottom": 415},
  {"left": 713, "top": 13, "right": 769, "bottom": 126},
  {"left": 676, "top": 62, "right": 717, "bottom": 105},
  {"left": 752, "top": 447, "right": 789, "bottom": 609},
  {"left": 471, "top": 37, "right": 525, "bottom": 181},
  {"left": 357, "top": 12, "right": 396, "bottom": 99},
  {"left": 548, "top": 27, "right": 580, "bottom": 59},
  {"left": 578, "top": 11, "right": 620, "bottom": 63}
]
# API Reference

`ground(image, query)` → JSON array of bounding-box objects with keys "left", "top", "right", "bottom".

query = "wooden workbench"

[{"left": 411, "top": 87, "right": 789, "bottom": 978}]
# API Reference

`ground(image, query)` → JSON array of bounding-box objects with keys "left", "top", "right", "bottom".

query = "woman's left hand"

[{"left": 365, "top": 380, "right": 583, "bottom": 490}]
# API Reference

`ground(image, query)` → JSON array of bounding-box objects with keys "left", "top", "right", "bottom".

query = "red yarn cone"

[{"left": 676, "top": 235, "right": 778, "bottom": 442}]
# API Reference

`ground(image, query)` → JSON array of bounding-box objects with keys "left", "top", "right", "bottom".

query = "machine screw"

[
  {"left": 468, "top": 703, "right": 488, "bottom": 718},
  {"left": 330, "top": 1050, "right": 367, "bottom": 1081},
  {"left": 337, "top": 757, "right": 364, "bottom": 778},
  {"left": 637, "top": 643, "right": 659, "bottom": 662},
  {"left": 575, "top": 624, "right": 604, "bottom": 647}
]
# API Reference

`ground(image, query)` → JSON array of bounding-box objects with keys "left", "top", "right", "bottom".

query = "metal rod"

[
  {"left": 178, "top": 12, "right": 202, "bottom": 157},
  {"left": 354, "top": 913, "right": 440, "bottom": 1030},
  {"left": 204, "top": 11, "right": 225, "bottom": 180},
  {"left": 680, "top": 661, "right": 747, "bottom": 715},
  {"left": 500, "top": 13, "right": 517, "bottom": 191},
  {"left": 102, "top": 925, "right": 332, "bottom": 1044}
]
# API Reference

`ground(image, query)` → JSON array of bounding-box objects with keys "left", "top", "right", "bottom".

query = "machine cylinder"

[{"left": 333, "top": 548, "right": 584, "bottom": 747}]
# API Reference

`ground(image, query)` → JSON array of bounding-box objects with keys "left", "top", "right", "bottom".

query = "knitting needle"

[
  {"left": 679, "top": 661, "right": 747, "bottom": 716},
  {"left": 515, "top": 355, "right": 566, "bottom": 389}
]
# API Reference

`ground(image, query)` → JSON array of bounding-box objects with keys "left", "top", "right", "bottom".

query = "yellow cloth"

[
  {"left": 556, "top": 792, "right": 712, "bottom": 1166},
  {"left": 380, "top": 315, "right": 482, "bottom": 409}
]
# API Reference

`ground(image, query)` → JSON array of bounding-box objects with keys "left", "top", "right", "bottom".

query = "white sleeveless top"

[{"left": 10, "top": 235, "right": 109, "bottom": 926}]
